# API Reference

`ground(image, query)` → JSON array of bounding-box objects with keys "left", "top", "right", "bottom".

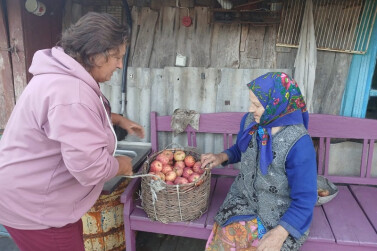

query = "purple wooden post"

[
  {"left": 187, "top": 130, "right": 192, "bottom": 146},
  {"left": 318, "top": 137, "right": 325, "bottom": 175},
  {"left": 228, "top": 134, "right": 233, "bottom": 148},
  {"left": 150, "top": 112, "right": 158, "bottom": 152},
  {"left": 223, "top": 134, "right": 227, "bottom": 151},
  {"left": 360, "top": 139, "right": 368, "bottom": 178},
  {"left": 366, "top": 139, "right": 375, "bottom": 178},
  {"left": 324, "top": 138, "right": 330, "bottom": 176},
  {"left": 121, "top": 178, "right": 141, "bottom": 251},
  {"left": 192, "top": 131, "right": 197, "bottom": 147}
]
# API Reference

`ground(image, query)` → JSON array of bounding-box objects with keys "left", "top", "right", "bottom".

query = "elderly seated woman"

[{"left": 201, "top": 72, "right": 317, "bottom": 251}]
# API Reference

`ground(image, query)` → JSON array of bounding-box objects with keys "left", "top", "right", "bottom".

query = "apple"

[
  {"left": 182, "top": 167, "right": 194, "bottom": 178},
  {"left": 161, "top": 150, "right": 174, "bottom": 161},
  {"left": 165, "top": 170, "right": 177, "bottom": 182},
  {"left": 195, "top": 178, "right": 204, "bottom": 186},
  {"left": 184, "top": 155, "right": 196, "bottom": 167},
  {"left": 156, "top": 153, "right": 170, "bottom": 165},
  {"left": 161, "top": 164, "right": 173, "bottom": 174},
  {"left": 188, "top": 173, "right": 201, "bottom": 183},
  {"left": 173, "top": 166, "right": 184, "bottom": 177},
  {"left": 174, "top": 177, "right": 189, "bottom": 185},
  {"left": 318, "top": 189, "right": 330, "bottom": 197},
  {"left": 174, "top": 161, "right": 185, "bottom": 169},
  {"left": 174, "top": 150, "right": 186, "bottom": 161},
  {"left": 148, "top": 171, "right": 164, "bottom": 181},
  {"left": 166, "top": 180, "right": 174, "bottom": 185},
  {"left": 155, "top": 171, "right": 165, "bottom": 181},
  {"left": 148, "top": 171, "right": 157, "bottom": 180},
  {"left": 192, "top": 161, "right": 204, "bottom": 174},
  {"left": 150, "top": 160, "right": 163, "bottom": 173}
]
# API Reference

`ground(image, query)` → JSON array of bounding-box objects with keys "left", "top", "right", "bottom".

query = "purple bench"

[{"left": 121, "top": 112, "right": 377, "bottom": 251}]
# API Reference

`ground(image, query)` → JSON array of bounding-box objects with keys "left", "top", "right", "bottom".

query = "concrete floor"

[{"left": 0, "top": 232, "right": 206, "bottom": 251}]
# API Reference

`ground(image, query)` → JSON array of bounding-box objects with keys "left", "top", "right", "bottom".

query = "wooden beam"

[
  {"left": 6, "top": 0, "right": 27, "bottom": 101},
  {"left": 0, "top": 1, "right": 15, "bottom": 129}
]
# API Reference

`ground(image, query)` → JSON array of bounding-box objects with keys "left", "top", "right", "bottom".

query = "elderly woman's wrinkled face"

[
  {"left": 249, "top": 90, "right": 265, "bottom": 123},
  {"left": 89, "top": 43, "right": 126, "bottom": 83}
]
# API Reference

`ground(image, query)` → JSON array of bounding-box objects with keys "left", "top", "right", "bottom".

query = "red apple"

[
  {"left": 174, "top": 161, "right": 185, "bottom": 169},
  {"left": 155, "top": 171, "right": 165, "bottom": 181},
  {"left": 318, "top": 189, "right": 330, "bottom": 197},
  {"left": 174, "top": 177, "right": 189, "bottom": 185},
  {"left": 150, "top": 160, "right": 163, "bottom": 173},
  {"left": 161, "top": 150, "right": 174, "bottom": 161},
  {"left": 195, "top": 178, "right": 204, "bottom": 186},
  {"left": 174, "top": 150, "right": 186, "bottom": 161},
  {"left": 161, "top": 164, "right": 173, "bottom": 174},
  {"left": 148, "top": 171, "right": 157, "bottom": 180},
  {"left": 184, "top": 155, "right": 196, "bottom": 167},
  {"left": 156, "top": 153, "right": 170, "bottom": 165},
  {"left": 165, "top": 170, "right": 177, "bottom": 182},
  {"left": 173, "top": 166, "right": 184, "bottom": 177},
  {"left": 182, "top": 167, "right": 194, "bottom": 178},
  {"left": 192, "top": 161, "right": 204, "bottom": 174},
  {"left": 188, "top": 173, "right": 201, "bottom": 183},
  {"left": 166, "top": 181, "right": 174, "bottom": 185},
  {"left": 149, "top": 171, "right": 164, "bottom": 181},
  {"left": 168, "top": 160, "right": 174, "bottom": 165}
]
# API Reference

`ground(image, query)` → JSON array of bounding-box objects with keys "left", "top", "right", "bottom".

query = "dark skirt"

[{"left": 4, "top": 220, "right": 85, "bottom": 251}]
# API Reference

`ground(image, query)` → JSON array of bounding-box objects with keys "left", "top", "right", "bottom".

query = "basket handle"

[{"left": 120, "top": 172, "right": 160, "bottom": 179}]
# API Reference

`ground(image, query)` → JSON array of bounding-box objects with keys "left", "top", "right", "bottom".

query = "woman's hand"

[
  {"left": 111, "top": 113, "right": 145, "bottom": 139},
  {"left": 115, "top": 155, "right": 133, "bottom": 176},
  {"left": 257, "top": 225, "right": 289, "bottom": 251},
  {"left": 200, "top": 153, "right": 228, "bottom": 169}
]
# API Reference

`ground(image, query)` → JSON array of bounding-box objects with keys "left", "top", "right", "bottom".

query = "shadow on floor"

[
  {"left": 136, "top": 231, "right": 206, "bottom": 251},
  {"left": 0, "top": 232, "right": 206, "bottom": 251}
]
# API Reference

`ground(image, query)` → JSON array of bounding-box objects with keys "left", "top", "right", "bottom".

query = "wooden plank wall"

[
  {"left": 126, "top": 6, "right": 353, "bottom": 115},
  {"left": 64, "top": 3, "right": 354, "bottom": 116},
  {"left": 122, "top": 67, "right": 291, "bottom": 155}
]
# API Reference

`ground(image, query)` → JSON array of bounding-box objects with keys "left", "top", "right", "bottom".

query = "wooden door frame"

[{"left": 0, "top": 0, "right": 15, "bottom": 129}]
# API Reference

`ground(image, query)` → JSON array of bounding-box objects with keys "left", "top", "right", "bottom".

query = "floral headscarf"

[{"left": 237, "top": 72, "right": 308, "bottom": 175}]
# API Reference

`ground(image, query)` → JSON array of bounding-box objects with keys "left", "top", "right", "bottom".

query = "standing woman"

[
  {"left": 201, "top": 72, "right": 317, "bottom": 251},
  {"left": 0, "top": 12, "right": 144, "bottom": 251}
]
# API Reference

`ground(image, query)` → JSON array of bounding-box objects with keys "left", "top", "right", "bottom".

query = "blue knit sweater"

[{"left": 223, "top": 114, "right": 317, "bottom": 239}]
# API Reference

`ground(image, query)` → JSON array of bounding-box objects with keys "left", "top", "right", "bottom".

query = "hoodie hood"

[{"left": 29, "top": 47, "right": 102, "bottom": 97}]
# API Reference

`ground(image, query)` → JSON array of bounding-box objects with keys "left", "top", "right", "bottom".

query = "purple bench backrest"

[
  {"left": 309, "top": 114, "right": 377, "bottom": 186},
  {"left": 151, "top": 112, "right": 377, "bottom": 185}
]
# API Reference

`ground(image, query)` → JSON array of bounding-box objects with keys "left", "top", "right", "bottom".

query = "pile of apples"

[
  {"left": 317, "top": 189, "right": 330, "bottom": 197},
  {"left": 148, "top": 150, "right": 205, "bottom": 185}
]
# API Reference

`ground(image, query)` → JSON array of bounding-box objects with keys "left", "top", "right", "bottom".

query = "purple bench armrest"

[{"left": 121, "top": 178, "right": 141, "bottom": 214}]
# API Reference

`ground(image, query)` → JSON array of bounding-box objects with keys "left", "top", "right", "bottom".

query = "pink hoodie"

[{"left": 0, "top": 47, "right": 119, "bottom": 229}]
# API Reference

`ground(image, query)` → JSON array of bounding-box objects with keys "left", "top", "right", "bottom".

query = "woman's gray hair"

[{"left": 59, "top": 12, "right": 130, "bottom": 70}]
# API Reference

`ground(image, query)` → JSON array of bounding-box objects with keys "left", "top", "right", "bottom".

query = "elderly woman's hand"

[
  {"left": 121, "top": 119, "right": 145, "bottom": 139},
  {"left": 111, "top": 113, "right": 145, "bottom": 139},
  {"left": 256, "top": 225, "right": 289, "bottom": 251},
  {"left": 115, "top": 155, "right": 133, "bottom": 176},
  {"left": 200, "top": 153, "right": 228, "bottom": 169}
]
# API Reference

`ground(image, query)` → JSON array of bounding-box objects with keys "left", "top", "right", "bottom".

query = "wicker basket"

[{"left": 141, "top": 148, "right": 211, "bottom": 223}]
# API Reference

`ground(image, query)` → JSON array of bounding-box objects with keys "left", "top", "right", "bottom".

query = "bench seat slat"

[
  {"left": 323, "top": 186, "right": 377, "bottom": 246},
  {"left": 205, "top": 176, "right": 234, "bottom": 230},
  {"left": 350, "top": 185, "right": 377, "bottom": 231},
  {"left": 307, "top": 206, "right": 335, "bottom": 243}
]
